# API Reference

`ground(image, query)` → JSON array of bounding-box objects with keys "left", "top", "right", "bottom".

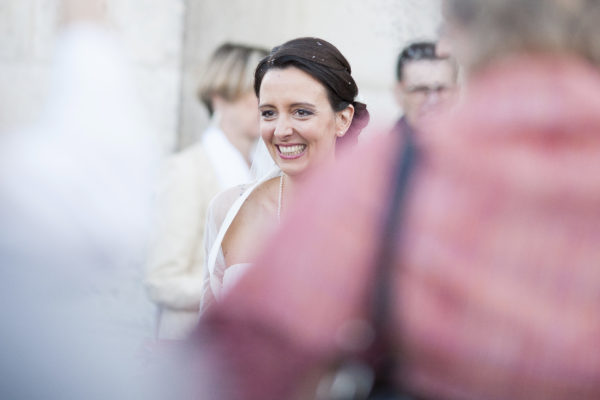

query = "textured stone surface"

[
  {"left": 0, "top": 0, "right": 58, "bottom": 132},
  {"left": 1, "top": 0, "right": 441, "bottom": 149},
  {"left": 0, "top": 0, "right": 184, "bottom": 152}
]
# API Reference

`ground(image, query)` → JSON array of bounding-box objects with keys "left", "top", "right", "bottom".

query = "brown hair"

[{"left": 396, "top": 41, "right": 445, "bottom": 81}]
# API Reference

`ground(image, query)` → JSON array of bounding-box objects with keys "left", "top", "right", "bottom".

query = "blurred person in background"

[
  {"left": 144, "top": 43, "right": 268, "bottom": 339},
  {"left": 392, "top": 41, "right": 458, "bottom": 137},
  {"left": 195, "top": 0, "right": 600, "bottom": 399},
  {"left": 0, "top": 0, "right": 177, "bottom": 398},
  {"left": 199, "top": 37, "right": 369, "bottom": 311},
  {"left": 197, "top": 43, "right": 270, "bottom": 183}
]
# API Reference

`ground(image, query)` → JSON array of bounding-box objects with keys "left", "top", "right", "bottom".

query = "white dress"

[{"left": 200, "top": 166, "right": 282, "bottom": 310}]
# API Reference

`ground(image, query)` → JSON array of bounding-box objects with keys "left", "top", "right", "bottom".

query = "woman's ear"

[{"left": 335, "top": 104, "right": 355, "bottom": 137}]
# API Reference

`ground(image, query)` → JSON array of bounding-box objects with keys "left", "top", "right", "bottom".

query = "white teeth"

[{"left": 278, "top": 144, "right": 306, "bottom": 155}]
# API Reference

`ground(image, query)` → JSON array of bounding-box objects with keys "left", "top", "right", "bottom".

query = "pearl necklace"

[{"left": 277, "top": 174, "right": 284, "bottom": 222}]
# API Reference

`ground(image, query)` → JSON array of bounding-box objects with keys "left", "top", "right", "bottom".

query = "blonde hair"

[
  {"left": 444, "top": 0, "right": 600, "bottom": 72},
  {"left": 197, "top": 43, "right": 268, "bottom": 115}
]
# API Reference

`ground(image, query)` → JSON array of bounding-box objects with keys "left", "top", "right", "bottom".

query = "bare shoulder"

[
  {"left": 206, "top": 183, "right": 250, "bottom": 228},
  {"left": 245, "top": 176, "right": 280, "bottom": 212},
  {"left": 222, "top": 177, "right": 281, "bottom": 265}
]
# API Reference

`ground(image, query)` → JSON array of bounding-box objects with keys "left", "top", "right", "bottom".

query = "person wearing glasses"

[{"left": 392, "top": 41, "right": 458, "bottom": 137}]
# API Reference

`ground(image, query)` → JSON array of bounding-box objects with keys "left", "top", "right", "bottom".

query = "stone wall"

[
  {"left": 1, "top": 0, "right": 441, "bottom": 153},
  {"left": 0, "top": 0, "right": 185, "bottom": 151}
]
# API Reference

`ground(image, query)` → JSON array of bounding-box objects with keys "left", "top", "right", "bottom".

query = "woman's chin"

[{"left": 278, "top": 161, "right": 308, "bottom": 177}]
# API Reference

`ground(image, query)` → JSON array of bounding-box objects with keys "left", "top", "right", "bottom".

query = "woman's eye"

[
  {"left": 261, "top": 110, "right": 275, "bottom": 119},
  {"left": 295, "top": 109, "right": 313, "bottom": 117}
]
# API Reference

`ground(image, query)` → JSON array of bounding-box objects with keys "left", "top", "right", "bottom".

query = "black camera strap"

[
  {"left": 320, "top": 131, "right": 421, "bottom": 400},
  {"left": 367, "top": 129, "right": 420, "bottom": 399}
]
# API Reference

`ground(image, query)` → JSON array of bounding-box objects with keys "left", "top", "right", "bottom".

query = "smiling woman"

[
  {"left": 200, "top": 37, "right": 369, "bottom": 311},
  {"left": 258, "top": 67, "right": 351, "bottom": 176}
]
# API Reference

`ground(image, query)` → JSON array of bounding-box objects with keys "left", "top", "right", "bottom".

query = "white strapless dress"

[{"left": 200, "top": 166, "right": 282, "bottom": 310}]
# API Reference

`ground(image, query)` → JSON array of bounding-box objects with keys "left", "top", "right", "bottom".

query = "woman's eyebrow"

[{"left": 289, "top": 102, "right": 316, "bottom": 108}]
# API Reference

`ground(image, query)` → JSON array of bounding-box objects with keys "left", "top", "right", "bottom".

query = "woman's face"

[{"left": 258, "top": 67, "right": 352, "bottom": 177}]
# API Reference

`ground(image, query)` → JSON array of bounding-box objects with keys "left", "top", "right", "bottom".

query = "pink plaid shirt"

[{"left": 197, "top": 55, "right": 600, "bottom": 400}]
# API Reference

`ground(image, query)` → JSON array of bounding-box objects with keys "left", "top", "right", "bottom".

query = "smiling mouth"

[{"left": 277, "top": 144, "right": 306, "bottom": 157}]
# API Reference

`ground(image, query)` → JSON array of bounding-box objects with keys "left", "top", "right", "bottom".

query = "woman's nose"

[{"left": 274, "top": 116, "right": 293, "bottom": 138}]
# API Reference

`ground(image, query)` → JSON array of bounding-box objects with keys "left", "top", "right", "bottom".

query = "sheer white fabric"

[
  {"left": 249, "top": 136, "right": 277, "bottom": 181},
  {"left": 200, "top": 165, "right": 282, "bottom": 311}
]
